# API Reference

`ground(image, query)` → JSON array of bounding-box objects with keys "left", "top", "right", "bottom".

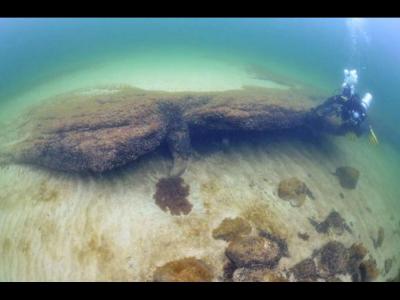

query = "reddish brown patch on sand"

[{"left": 153, "top": 176, "right": 192, "bottom": 215}]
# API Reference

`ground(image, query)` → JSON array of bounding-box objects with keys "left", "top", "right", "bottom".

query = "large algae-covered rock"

[
  {"left": 225, "top": 236, "right": 281, "bottom": 268},
  {"left": 153, "top": 257, "right": 213, "bottom": 282},
  {"left": 347, "top": 243, "right": 369, "bottom": 282},
  {"left": 290, "top": 258, "right": 319, "bottom": 281},
  {"left": 318, "top": 241, "right": 349, "bottom": 276},
  {"left": 277, "top": 177, "right": 314, "bottom": 207},
  {"left": 10, "top": 87, "right": 177, "bottom": 173},
  {"left": 153, "top": 176, "right": 192, "bottom": 216},
  {"left": 334, "top": 166, "right": 360, "bottom": 189},
  {"left": 5, "top": 86, "right": 314, "bottom": 173}
]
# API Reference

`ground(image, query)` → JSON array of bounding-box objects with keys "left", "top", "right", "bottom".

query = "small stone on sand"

[{"left": 334, "top": 166, "right": 360, "bottom": 189}]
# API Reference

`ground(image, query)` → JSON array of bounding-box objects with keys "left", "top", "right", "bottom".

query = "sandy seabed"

[{"left": 0, "top": 126, "right": 399, "bottom": 281}]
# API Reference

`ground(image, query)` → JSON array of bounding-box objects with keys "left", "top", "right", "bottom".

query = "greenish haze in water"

[{"left": 0, "top": 18, "right": 399, "bottom": 147}]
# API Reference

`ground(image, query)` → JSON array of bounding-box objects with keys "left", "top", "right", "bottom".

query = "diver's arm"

[{"left": 355, "top": 120, "right": 369, "bottom": 137}]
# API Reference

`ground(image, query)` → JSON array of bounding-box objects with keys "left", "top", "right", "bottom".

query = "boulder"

[
  {"left": 232, "top": 267, "right": 288, "bottom": 282},
  {"left": 347, "top": 243, "right": 369, "bottom": 282},
  {"left": 309, "top": 210, "right": 352, "bottom": 235},
  {"left": 318, "top": 241, "right": 349, "bottom": 276},
  {"left": 7, "top": 86, "right": 313, "bottom": 173},
  {"left": 212, "top": 217, "right": 252, "bottom": 242},
  {"left": 291, "top": 258, "right": 319, "bottom": 281},
  {"left": 153, "top": 176, "right": 192, "bottom": 216},
  {"left": 278, "top": 177, "right": 314, "bottom": 207},
  {"left": 225, "top": 236, "right": 281, "bottom": 268},
  {"left": 359, "top": 259, "right": 379, "bottom": 282},
  {"left": 334, "top": 166, "right": 360, "bottom": 189},
  {"left": 153, "top": 257, "right": 213, "bottom": 282}
]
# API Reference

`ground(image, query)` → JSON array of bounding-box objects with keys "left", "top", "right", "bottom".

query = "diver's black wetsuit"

[
  {"left": 312, "top": 90, "right": 368, "bottom": 136},
  {"left": 341, "top": 94, "right": 368, "bottom": 136}
]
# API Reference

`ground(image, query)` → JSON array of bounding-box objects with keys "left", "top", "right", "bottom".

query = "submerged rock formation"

[
  {"left": 318, "top": 241, "right": 350, "bottom": 276},
  {"left": 225, "top": 236, "right": 281, "bottom": 269},
  {"left": 309, "top": 210, "right": 352, "bottom": 235},
  {"left": 212, "top": 217, "right": 252, "bottom": 242},
  {"left": 224, "top": 229, "right": 288, "bottom": 278},
  {"left": 153, "top": 176, "right": 192, "bottom": 216},
  {"left": 306, "top": 240, "right": 378, "bottom": 282},
  {"left": 290, "top": 258, "right": 319, "bottom": 281},
  {"left": 277, "top": 177, "right": 314, "bottom": 207},
  {"left": 334, "top": 166, "right": 360, "bottom": 189},
  {"left": 232, "top": 267, "right": 288, "bottom": 282},
  {"left": 153, "top": 257, "right": 213, "bottom": 282},
  {"left": 4, "top": 86, "right": 318, "bottom": 174},
  {"left": 359, "top": 259, "right": 379, "bottom": 282}
]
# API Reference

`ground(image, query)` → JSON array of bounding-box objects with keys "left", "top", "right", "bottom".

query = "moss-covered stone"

[
  {"left": 291, "top": 258, "right": 319, "bottom": 281},
  {"left": 225, "top": 236, "right": 281, "bottom": 269},
  {"left": 359, "top": 259, "right": 379, "bottom": 282},
  {"left": 347, "top": 243, "right": 369, "bottom": 282},
  {"left": 334, "top": 166, "right": 360, "bottom": 189},
  {"left": 309, "top": 210, "right": 352, "bottom": 235},
  {"left": 222, "top": 260, "right": 236, "bottom": 282},
  {"left": 348, "top": 243, "right": 368, "bottom": 262},
  {"left": 318, "top": 241, "right": 349, "bottom": 276},
  {"left": 277, "top": 177, "right": 314, "bottom": 207},
  {"left": 212, "top": 217, "right": 252, "bottom": 242},
  {"left": 258, "top": 229, "right": 290, "bottom": 258},
  {"left": 153, "top": 257, "right": 213, "bottom": 282},
  {"left": 232, "top": 267, "right": 288, "bottom": 282}
]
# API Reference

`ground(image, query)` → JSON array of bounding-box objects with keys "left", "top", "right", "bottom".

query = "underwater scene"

[{"left": 0, "top": 18, "right": 399, "bottom": 282}]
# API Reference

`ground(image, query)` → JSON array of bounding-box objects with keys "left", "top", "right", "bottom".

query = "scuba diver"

[{"left": 312, "top": 69, "right": 379, "bottom": 144}]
